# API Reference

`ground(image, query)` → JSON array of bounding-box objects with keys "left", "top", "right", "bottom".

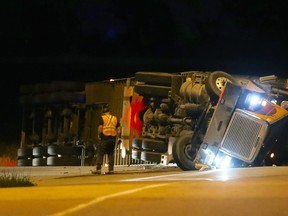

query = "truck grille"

[{"left": 220, "top": 110, "right": 268, "bottom": 163}]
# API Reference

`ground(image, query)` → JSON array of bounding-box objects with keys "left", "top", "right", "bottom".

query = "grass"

[
  {"left": 0, "top": 142, "right": 35, "bottom": 187},
  {"left": 0, "top": 170, "right": 35, "bottom": 187}
]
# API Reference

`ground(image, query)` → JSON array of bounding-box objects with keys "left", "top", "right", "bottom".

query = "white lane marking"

[
  {"left": 121, "top": 171, "right": 217, "bottom": 182},
  {"left": 122, "top": 176, "right": 213, "bottom": 182},
  {"left": 49, "top": 183, "right": 168, "bottom": 216}
]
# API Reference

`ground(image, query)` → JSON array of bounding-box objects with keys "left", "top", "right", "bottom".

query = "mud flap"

[{"left": 120, "top": 79, "right": 134, "bottom": 157}]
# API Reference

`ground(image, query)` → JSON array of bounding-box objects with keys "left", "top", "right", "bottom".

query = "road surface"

[{"left": 0, "top": 165, "right": 288, "bottom": 216}]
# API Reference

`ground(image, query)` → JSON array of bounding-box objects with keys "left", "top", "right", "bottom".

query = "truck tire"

[
  {"left": 48, "top": 145, "right": 82, "bottom": 156},
  {"left": 17, "top": 148, "right": 33, "bottom": 159},
  {"left": 32, "top": 158, "right": 47, "bottom": 166},
  {"left": 131, "top": 149, "right": 141, "bottom": 160},
  {"left": 172, "top": 133, "right": 197, "bottom": 170},
  {"left": 142, "top": 138, "right": 167, "bottom": 153},
  {"left": 47, "top": 145, "right": 62, "bottom": 156},
  {"left": 134, "top": 84, "right": 171, "bottom": 98},
  {"left": 33, "top": 146, "right": 48, "bottom": 157},
  {"left": 205, "top": 71, "right": 237, "bottom": 105},
  {"left": 132, "top": 138, "right": 143, "bottom": 149},
  {"left": 140, "top": 151, "right": 162, "bottom": 163},
  {"left": 17, "top": 158, "right": 32, "bottom": 166},
  {"left": 135, "top": 72, "right": 173, "bottom": 86}
]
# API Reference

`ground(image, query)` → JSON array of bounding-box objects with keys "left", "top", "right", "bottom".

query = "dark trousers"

[{"left": 96, "top": 138, "right": 116, "bottom": 171}]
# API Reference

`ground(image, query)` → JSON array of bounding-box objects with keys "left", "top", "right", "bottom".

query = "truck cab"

[{"left": 194, "top": 81, "right": 288, "bottom": 169}]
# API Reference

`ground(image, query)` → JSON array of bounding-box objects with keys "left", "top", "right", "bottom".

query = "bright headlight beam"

[
  {"left": 250, "top": 95, "right": 261, "bottom": 105},
  {"left": 219, "top": 156, "right": 231, "bottom": 169}
]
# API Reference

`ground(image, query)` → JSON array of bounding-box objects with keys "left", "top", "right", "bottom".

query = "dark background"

[{"left": 1, "top": 0, "right": 288, "bottom": 144}]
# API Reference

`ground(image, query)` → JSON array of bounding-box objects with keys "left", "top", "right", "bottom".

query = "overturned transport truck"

[{"left": 18, "top": 71, "right": 288, "bottom": 169}]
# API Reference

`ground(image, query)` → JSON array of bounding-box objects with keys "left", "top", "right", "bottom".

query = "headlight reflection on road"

[
  {"left": 216, "top": 155, "right": 233, "bottom": 181},
  {"left": 218, "top": 166, "right": 233, "bottom": 181},
  {"left": 215, "top": 154, "right": 232, "bottom": 169}
]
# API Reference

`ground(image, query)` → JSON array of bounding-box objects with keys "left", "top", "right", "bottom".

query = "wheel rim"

[
  {"left": 184, "top": 143, "right": 197, "bottom": 161},
  {"left": 215, "top": 76, "right": 229, "bottom": 91},
  {"left": 172, "top": 133, "right": 198, "bottom": 170}
]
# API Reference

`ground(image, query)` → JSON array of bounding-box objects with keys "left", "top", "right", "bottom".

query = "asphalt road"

[{"left": 1, "top": 165, "right": 288, "bottom": 216}]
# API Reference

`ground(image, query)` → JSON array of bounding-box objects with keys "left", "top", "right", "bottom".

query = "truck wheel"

[
  {"left": 142, "top": 138, "right": 168, "bottom": 153},
  {"left": 134, "top": 84, "right": 171, "bottom": 98},
  {"left": 132, "top": 138, "right": 143, "bottom": 149},
  {"left": 131, "top": 149, "right": 141, "bottom": 160},
  {"left": 48, "top": 145, "right": 82, "bottom": 156},
  {"left": 47, "top": 145, "right": 62, "bottom": 156},
  {"left": 135, "top": 72, "right": 173, "bottom": 86},
  {"left": 33, "top": 146, "right": 48, "bottom": 157},
  {"left": 17, "top": 148, "right": 33, "bottom": 159},
  {"left": 205, "top": 71, "right": 237, "bottom": 105},
  {"left": 32, "top": 158, "right": 47, "bottom": 166},
  {"left": 172, "top": 133, "right": 197, "bottom": 170},
  {"left": 140, "top": 151, "right": 162, "bottom": 163},
  {"left": 17, "top": 158, "right": 32, "bottom": 166}
]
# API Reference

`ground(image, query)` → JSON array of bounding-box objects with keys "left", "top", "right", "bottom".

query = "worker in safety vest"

[{"left": 92, "top": 107, "right": 120, "bottom": 175}]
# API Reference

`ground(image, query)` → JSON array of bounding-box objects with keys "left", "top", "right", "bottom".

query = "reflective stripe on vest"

[{"left": 102, "top": 114, "right": 117, "bottom": 136}]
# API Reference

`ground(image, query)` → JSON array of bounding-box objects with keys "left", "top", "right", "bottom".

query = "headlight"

[
  {"left": 246, "top": 93, "right": 264, "bottom": 106},
  {"left": 244, "top": 93, "right": 267, "bottom": 111},
  {"left": 243, "top": 92, "right": 277, "bottom": 115},
  {"left": 219, "top": 156, "right": 232, "bottom": 169},
  {"left": 249, "top": 94, "right": 262, "bottom": 105},
  {"left": 214, "top": 154, "right": 232, "bottom": 169}
]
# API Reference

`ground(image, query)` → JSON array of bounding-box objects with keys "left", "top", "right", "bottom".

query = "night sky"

[{"left": 1, "top": 0, "right": 288, "bottom": 143}]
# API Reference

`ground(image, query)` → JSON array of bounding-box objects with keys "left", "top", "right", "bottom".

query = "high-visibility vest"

[{"left": 102, "top": 114, "right": 118, "bottom": 136}]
